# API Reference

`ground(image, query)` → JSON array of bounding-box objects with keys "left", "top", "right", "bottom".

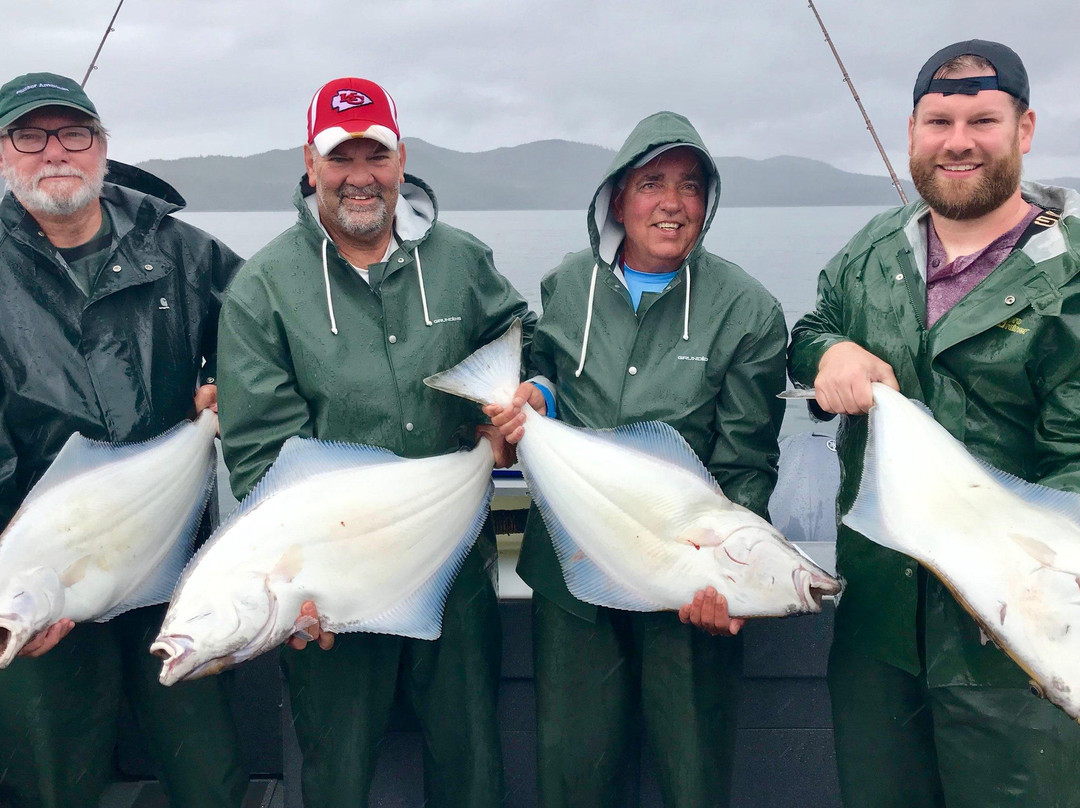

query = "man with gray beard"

[
  {"left": 217, "top": 76, "right": 534, "bottom": 807},
  {"left": 789, "top": 41, "right": 1080, "bottom": 806},
  {"left": 0, "top": 72, "right": 247, "bottom": 807}
]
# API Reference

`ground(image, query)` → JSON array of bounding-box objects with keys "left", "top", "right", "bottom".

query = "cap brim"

[
  {"left": 0, "top": 99, "right": 99, "bottom": 129},
  {"left": 312, "top": 123, "right": 398, "bottom": 157}
]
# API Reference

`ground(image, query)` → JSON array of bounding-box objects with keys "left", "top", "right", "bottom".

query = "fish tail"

[{"left": 423, "top": 318, "right": 524, "bottom": 408}]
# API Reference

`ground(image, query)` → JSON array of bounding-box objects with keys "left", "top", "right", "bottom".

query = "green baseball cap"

[{"left": 0, "top": 72, "right": 99, "bottom": 129}]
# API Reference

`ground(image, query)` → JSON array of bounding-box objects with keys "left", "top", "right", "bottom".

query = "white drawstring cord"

[
  {"left": 574, "top": 262, "right": 599, "bottom": 378},
  {"left": 682, "top": 262, "right": 691, "bottom": 340},
  {"left": 414, "top": 247, "right": 432, "bottom": 326},
  {"left": 321, "top": 239, "right": 338, "bottom": 335}
]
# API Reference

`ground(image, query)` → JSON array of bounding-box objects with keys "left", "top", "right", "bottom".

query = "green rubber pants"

[
  {"left": 533, "top": 593, "right": 742, "bottom": 808},
  {"left": 0, "top": 604, "right": 246, "bottom": 808},
  {"left": 281, "top": 536, "right": 503, "bottom": 808},
  {"left": 828, "top": 641, "right": 1080, "bottom": 808}
]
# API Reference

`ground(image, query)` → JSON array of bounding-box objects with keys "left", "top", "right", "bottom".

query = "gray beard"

[
  {"left": 335, "top": 198, "right": 390, "bottom": 238},
  {"left": 1, "top": 154, "right": 107, "bottom": 216}
]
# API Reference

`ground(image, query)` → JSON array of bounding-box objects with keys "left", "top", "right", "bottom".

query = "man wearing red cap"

[
  {"left": 217, "top": 77, "right": 535, "bottom": 807},
  {"left": 790, "top": 41, "right": 1080, "bottom": 805}
]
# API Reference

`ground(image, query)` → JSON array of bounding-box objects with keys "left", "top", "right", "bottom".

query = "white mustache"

[{"left": 33, "top": 165, "right": 89, "bottom": 188}]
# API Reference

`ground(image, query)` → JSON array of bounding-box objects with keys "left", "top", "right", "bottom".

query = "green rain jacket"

[
  {"left": 517, "top": 111, "right": 788, "bottom": 621},
  {"left": 218, "top": 174, "right": 535, "bottom": 499},
  {"left": 789, "top": 182, "right": 1080, "bottom": 686}
]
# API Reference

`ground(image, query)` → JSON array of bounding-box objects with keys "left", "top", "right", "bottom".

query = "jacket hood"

[
  {"left": 293, "top": 171, "right": 438, "bottom": 247},
  {"left": 290, "top": 171, "right": 441, "bottom": 337},
  {"left": 895, "top": 181, "right": 1080, "bottom": 282},
  {"left": 1, "top": 160, "right": 185, "bottom": 241},
  {"left": 588, "top": 111, "right": 720, "bottom": 267},
  {"left": 103, "top": 160, "right": 186, "bottom": 209}
]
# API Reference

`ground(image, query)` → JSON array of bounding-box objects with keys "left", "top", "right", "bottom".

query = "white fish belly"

[
  {"left": 179, "top": 448, "right": 491, "bottom": 631},
  {"left": 0, "top": 424, "right": 212, "bottom": 621},
  {"left": 857, "top": 387, "right": 1080, "bottom": 717},
  {"left": 520, "top": 414, "right": 728, "bottom": 607}
]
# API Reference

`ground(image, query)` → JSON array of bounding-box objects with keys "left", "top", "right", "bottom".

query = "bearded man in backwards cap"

[
  {"left": 0, "top": 72, "right": 246, "bottom": 807},
  {"left": 216, "top": 77, "right": 535, "bottom": 807},
  {"left": 789, "top": 41, "right": 1080, "bottom": 806}
]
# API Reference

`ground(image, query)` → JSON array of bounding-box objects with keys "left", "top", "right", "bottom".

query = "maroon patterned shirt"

[{"left": 925, "top": 203, "right": 1041, "bottom": 328}]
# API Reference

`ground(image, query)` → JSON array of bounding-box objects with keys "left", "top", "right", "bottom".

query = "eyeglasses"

[{"left": 2, "top": 126, "right": 98, "bottom": 154}]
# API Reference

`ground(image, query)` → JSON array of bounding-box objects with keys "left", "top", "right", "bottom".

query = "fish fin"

[
  {"left": 423, "top": 319, "right": 523, "bottom": 406},
  {"left": 1011, "top": 534, "right": 1058, "bottom": 567},
  {"left": 970, "top": 457, "right": 1080, "bottom": 526},
  {"left": 325, "top": 481, "right": 495, "bottom": 640},
  {"left": 218, "top": 437, "right": 401, "bottom": 533},
  {"left": 22, "top": 413, "right": 214, "bottom": 508},
  {"left": 588, "top": 421, "right": 722, "bottom": 495},
  {"left": 95, "top": 451, "right": 217, "bottom": 623},
  {"left": 524, "top": 465, "right": 666, "bottom": 612},
  {"left": 841, "top": 407, "right": 908, "bottom": 555},
  {"left": 60, "top": 555, "right": 93, "bottom": 587}
]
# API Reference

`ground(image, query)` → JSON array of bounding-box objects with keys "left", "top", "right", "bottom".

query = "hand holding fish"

[
  {"left": 476, "top": 424, "right": 517, "bottom": 469},
  {"left": 813, "top": 341, "right": 899, "bottom": 414},
  {"left": 287, "top": 601, "right": 335, "bottom": 651},
  {"left": 194, "top": 385, "right": 220, "bottom": 436},
  {"left": 17, "top": 618, "right": 75, "bottom": 657},
  {"left": 679, "top": 587, "right": 744, "bottom": 637},
  {"left": 482, "top": 382, "right": 547, "bottom": 445}
]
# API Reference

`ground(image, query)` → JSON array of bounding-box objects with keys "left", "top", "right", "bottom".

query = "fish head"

[
  {"left": 0, "top": 567, "right": 65, "bottom": 668},
  {"left": 709, "top": 522, "right": 840, "bottom": 616},
  {"left": 152, "top": 574, "right": 286, "bottom": 685}
]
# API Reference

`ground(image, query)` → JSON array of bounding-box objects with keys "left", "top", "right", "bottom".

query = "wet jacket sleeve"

[
  {"left": 707, "top": 304, "right": 788, "bottom": 518},
  {"left": 198, "top": 238, "right": 244, "bottom": 387},
  {"left": 0, "top": 385, "right": 17, "bottom": 529},
  {"left": 525, "top": 272, "right": 559, "bottom": 382},
  {"left": 788, "top": 248, "right": 860, "bottom": 421},
  {"left": 789, "top": 247, "right": 863, "bottom": 383},
  {"left": 471, "top": 244, "right": 537, "bottom": 371},
  {"left": 1033, "top": 319, "right": 1080, "bottom": 494},
  {"left": 217, "top": 293, "right": 314, "bottom": 500}
]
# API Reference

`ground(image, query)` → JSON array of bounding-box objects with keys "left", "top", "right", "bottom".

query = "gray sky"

[{"left": 4, "top": 0, "right": 1079, "bottom": 180}]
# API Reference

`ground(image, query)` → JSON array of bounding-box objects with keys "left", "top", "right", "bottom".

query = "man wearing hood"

[
  {"left": 216, "top": 77, "right": 535, "bottom": 807},
  {"left": 486, "top": 112, "right": 787, "bottom": 807},
  {"left": 789, "top": 41, "right": 1080, "bottom": 805},
  {"left": 0, "top": 72, "right": 246, "bottom": 807}
]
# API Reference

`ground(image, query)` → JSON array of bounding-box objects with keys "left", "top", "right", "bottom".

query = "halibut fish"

[
  {"left": 424, "top": 320, "right": 839, "bottom": 617},
  {"left": 844, "top": 383, "right": 1080, "bottom": 721},
  {"left": 153, "top": 437, "right": 494, "bottom": 685},
  {"left": 0, "top": 412, "right": 218, "bottom": 667}
]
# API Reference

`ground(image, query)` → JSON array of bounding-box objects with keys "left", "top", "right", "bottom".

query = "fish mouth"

[
  {"left": 0, "top": 624, "right": 12, "bottom": 668},
  {"left": 794, "top": 569, "right": 841, "bottom": 613},
  {"left": 151, "top": 634, "right": 196, "bottom": 686},
  {"left": 0, "top": 617, "right": 31, "bottom": 669}
]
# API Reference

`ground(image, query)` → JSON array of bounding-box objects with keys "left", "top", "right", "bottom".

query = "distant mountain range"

[
  {"left": 3, "top": 139, "right": 1077, "bottom": 210},
  {"left": 138, "top": 139, "right": 927, "bottom": 211}
]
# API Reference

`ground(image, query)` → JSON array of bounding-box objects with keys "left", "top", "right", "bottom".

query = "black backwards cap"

[{"left": 912, "top": 40, "right": 1029, "bottom": 109}]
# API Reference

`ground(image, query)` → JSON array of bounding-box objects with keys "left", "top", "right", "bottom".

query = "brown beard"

[{"left": 909, "top": 139, "right": 1022, "bottom": 221}]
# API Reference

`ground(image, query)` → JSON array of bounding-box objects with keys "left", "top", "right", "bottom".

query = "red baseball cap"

[{"left": 306, "top": 77, "right": 400, "bottom": 156}]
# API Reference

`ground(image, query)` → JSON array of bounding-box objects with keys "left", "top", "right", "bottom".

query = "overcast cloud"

[{"left": 4, "top": 0, "right": 1079, "bottom": 180}]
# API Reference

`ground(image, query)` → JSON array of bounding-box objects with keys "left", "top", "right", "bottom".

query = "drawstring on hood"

[
  {"left": 415, "top": 247, "right": 432, "bottom": 326},
  {"left": 574, "top": 263, "right": 600, "bottom": 377},
  {"left": 321, "top": 238, "right": 339, "bottom": 335},
  {"left": 302, "top": 176, "right": 438, "bottom": 336},
  {"left": 575, "top": 112, "right": 721, "bottom": 376}
]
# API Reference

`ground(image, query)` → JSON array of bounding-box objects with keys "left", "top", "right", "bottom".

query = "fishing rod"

[
  {"left": 807, "top": 0, "right": 908, "bottom": 204},
  {"left": 81, "top": 0, "right": 125, "bottom": 89}
]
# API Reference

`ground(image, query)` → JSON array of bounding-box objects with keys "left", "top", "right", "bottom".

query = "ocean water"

[{"left": 177, "top": 206, "right": 888, "bottom": 437}]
